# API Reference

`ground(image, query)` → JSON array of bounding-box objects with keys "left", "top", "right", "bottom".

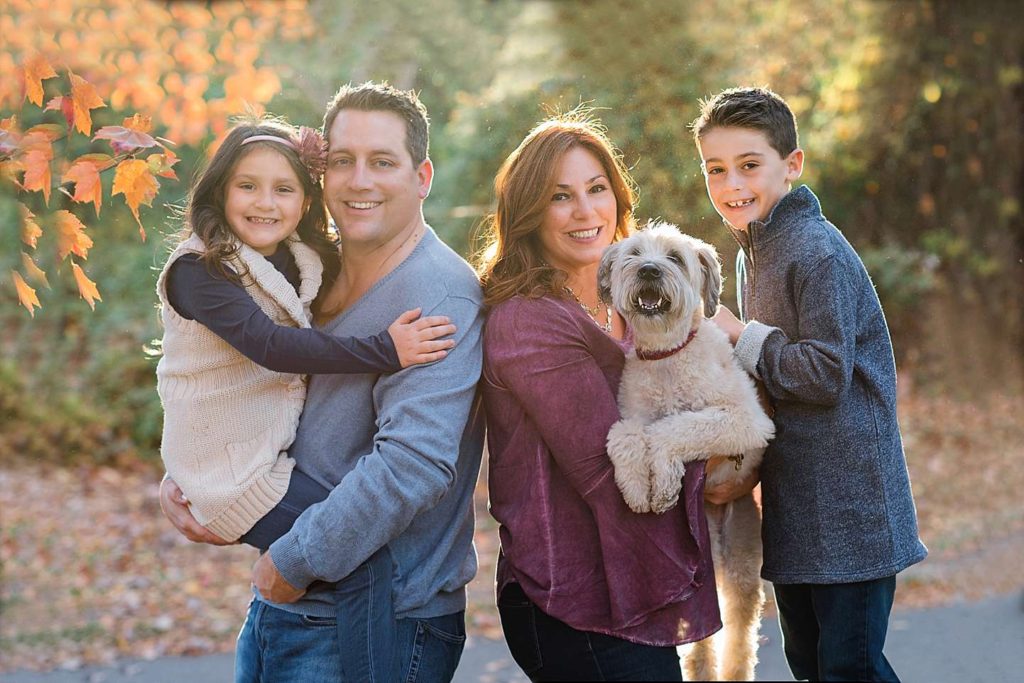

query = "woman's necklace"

[{"left": 564, "top": 285, "right": 613, "bottom": 334}]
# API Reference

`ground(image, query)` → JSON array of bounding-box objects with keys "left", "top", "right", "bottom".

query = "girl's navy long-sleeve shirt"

[{"left": 165, "top": 247, "right": 401, "bottom": 374}]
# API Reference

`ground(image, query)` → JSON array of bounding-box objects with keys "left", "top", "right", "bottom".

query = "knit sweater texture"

[
  {"left": 731, "top": 185, "right": 928, "bottom": 584},
  {"left": 155, "top": 233, "right": 323, "bottom": 541},
  {"left": 266, "top": 227, "right": 486, "bottom": 620}
]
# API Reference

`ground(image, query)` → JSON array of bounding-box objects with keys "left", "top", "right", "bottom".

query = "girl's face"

[
  {"left": 224, "top": 146, "right": 307, "bottom": 255},
  {"left": 536, "top": 146, "right": 618, "bottom": 277}
]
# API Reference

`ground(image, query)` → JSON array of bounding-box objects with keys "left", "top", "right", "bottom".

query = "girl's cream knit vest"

[{"left": 155, "top": 233, "right": 324, "bottom": 541}]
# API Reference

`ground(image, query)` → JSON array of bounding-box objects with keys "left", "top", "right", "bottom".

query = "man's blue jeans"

[
  {"left": 773, "top": 575, "right": 900, "bottom": 682},
  {"left": 235, "top": 546, "right": 400, "bottom": 683},
  {"left": 235, "top": 573, "right": 465, "bottom": 682}
]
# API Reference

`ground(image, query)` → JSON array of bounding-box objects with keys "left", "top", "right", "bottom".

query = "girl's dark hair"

[{"left": 180, "top": 115, "right": 339, "bottom": 314}]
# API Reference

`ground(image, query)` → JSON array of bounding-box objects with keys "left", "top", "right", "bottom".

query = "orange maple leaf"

[
  {"left": 18, "top": 130, "right": 57, "bottom": 203},
  {"left": 54, "top": 210, "right": 94, "bottom": 261},
  {"left": 22, "top": 54, "right": 57, "bottom": 106},
  {"left": 71, "top": 262, "right": 102, "bottom": 310},
  {"left": 147, "top": 148, "right": 180, "bottom": 179},
  {"left": 62, "top": 156, "right": 107, "bottom": 215},
  {"left": 21, "top": 252, "right": 49, "bottom": 288},
  {"left": 23, "top": 124, "right": 64, "bottom": 144},
  {"left": 22, "top": 149, "right": 52, "bottom": 204},
  {"left": 68, "top": 71, "right": 106, "bottom": 136},
  {"left": 112, "top": 159, "right": 158, "bottom": 240},
  {"left": 12, "top": 271, "right": 41, "bottom": 317},
  {"left": 19, "top": 203, "right": 42, "bottom": 248},
  {"left": 122, "top": 114, "right": 153, "bottom": 133}
]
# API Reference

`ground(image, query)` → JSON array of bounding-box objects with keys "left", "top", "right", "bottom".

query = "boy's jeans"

[
  {"left": 234, "top": 547, "right": 465, "bottom": 682},
  {"left": 773, "top": 575, "right": 900, "bottom": 682}
]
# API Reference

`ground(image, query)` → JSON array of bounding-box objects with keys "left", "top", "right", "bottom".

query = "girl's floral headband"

[{"left": 241, "top": 126, "right": 328, "bottom": 184}]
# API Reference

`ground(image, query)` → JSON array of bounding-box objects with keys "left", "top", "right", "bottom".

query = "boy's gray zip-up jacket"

[{"left": 732, "top": 185, "right": 927, "bottom": 584}]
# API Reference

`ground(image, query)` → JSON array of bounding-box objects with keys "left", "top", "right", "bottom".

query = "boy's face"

[{"left": 697, "top": 126, "right": 804, "bottom": 231}]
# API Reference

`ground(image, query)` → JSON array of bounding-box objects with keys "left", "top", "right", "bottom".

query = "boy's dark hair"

[
  {"left": 690, "top": 86, "right": 799, "bottom": 158},
  {"left": 323, "top": 81, "right": 430, "bottom": 165}
]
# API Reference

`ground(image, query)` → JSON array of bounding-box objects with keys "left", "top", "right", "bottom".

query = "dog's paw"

[
  {"left": 607, "top": 419, "right": 649, "bottom": 458},
  {"left": 648, "top": 458, "right": 687, "bottom": 514},
  {"left": 607, "top": 419, "right": 653, "bottom": 513},
  {"left": 619, "top": 478, "right": 653, "bottom": 514}
]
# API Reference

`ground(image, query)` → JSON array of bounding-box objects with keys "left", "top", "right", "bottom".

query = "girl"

[{"left": 155, "top": 117, "right": 447, "bottom": 679}]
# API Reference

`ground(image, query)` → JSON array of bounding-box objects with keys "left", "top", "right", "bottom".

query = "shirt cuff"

[
  {"left": 269, "top": 532, "right": 318, "bottom": 590},
  {"left": 734, "top": 320, "right": 779, "bottom": 379}
]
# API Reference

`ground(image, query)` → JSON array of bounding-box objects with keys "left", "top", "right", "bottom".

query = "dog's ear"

[
  {"left": 696, "top": 242, "right": 722, "bottom": 317},
  {"left": 597, "top": 241, "right": 621, "bottom": 305}
]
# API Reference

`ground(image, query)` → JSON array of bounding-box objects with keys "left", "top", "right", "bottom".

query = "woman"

[{"left": 476, "top": 112, "right": 721, "bottom": 680}]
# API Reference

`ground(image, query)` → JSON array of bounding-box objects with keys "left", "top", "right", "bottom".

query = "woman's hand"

[
  {"left": 158, "top": 476, "right": 234, "bottom": 545},
  {"left": 388, "top": 307, "right": 457, "bottom": 368},
  {"left": 704, "top": 460, "right": 760, "bottom": 505}
]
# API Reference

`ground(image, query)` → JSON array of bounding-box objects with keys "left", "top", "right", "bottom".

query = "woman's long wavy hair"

[
  {"left": 178, "top": 115, "right": 339, "bottom": 314},
  {"left": 475, "top": 111, "right": 637, "bottom": 307}
]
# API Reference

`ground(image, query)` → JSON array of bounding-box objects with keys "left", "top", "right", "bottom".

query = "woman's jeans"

[
  {"left": 497, "top": 582, "right": 682, "bottom": 681},
  {"left": 773, "top": 575, "right": 901, "bottom": 682}
]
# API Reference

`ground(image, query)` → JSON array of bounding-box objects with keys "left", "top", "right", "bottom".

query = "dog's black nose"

[{"left": 638, "top": 263, "right": 662, "bottom": 280}]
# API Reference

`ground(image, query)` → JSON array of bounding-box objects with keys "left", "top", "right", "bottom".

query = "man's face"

[
  {"left": 323, "top": 110, "right": 432, "bottom": 249},
  {"left": 698, "top": 126, "right": 803, "bottom": 231}
]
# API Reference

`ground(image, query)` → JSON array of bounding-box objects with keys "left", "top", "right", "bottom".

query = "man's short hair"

[
  {"left": 690, "top": 86, "right": 799, "bottom": 158},
  {"left": 323, "top": 82, "right": 430, "bottom": 165}
]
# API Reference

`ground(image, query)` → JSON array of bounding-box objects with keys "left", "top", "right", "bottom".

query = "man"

[{"left": 159, "top": 82, "right": 485, "bottom": 681}]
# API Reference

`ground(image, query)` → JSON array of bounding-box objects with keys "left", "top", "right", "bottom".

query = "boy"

[{"left": 692, "top": 86, "right": 927, "bottom": 682}]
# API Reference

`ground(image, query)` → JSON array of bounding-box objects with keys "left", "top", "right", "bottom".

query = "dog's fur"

[{"left": 598, "top": 223, "right": 774, "bottom": 681}]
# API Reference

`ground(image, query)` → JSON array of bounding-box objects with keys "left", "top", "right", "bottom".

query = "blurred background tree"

[{"left": 2, "top": 0, "right": 1021, "bottom": 469}]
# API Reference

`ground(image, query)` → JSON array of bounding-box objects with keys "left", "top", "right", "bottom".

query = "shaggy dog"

[{"left": 598, "top": 223, "right": 775, "bottom": 681}]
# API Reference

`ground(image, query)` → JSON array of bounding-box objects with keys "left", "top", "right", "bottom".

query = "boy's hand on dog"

[
  {"left": 705, "top": 465, "right": 760, "bottom": 505},
  {"left": 711, "top": 305, "right": 745, "bottom": 346},
  {"left": 158, "top": 476, "right": 234, "bottom": 546}
]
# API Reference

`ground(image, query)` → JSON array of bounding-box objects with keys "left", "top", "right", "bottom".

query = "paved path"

[{"left": 4, "top": 593, "right": 1022, "bottom": 682}]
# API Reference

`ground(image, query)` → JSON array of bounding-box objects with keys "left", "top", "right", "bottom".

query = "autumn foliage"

[
  {"left": 1, "top": 0, "right": 317, "bottom": 316},
  {"left": 2, "top": 59, "right": 177, "bottom": 316}
]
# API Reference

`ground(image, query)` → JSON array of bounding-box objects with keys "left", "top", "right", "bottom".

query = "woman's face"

[{"left": 536, "top": 146, "right": 618, "bottom": 276}]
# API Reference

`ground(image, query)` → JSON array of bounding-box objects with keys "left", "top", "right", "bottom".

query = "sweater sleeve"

[
  {"left": 267, "top": 292, "right": 484, "bottom": 587},
  {"left": 487, "top": 300, "right": 622, "bottom": 497},
  {"left": 166, "top": 255, "right": 400, "bottom": 374},
  {"left": 739, "top": 254, "right": 857, "bottom": 406}
]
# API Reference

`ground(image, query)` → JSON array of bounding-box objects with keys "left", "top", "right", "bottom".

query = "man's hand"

[
  {"left": 711, "top": 304, "right": 745, "bottom": 346},
  {"left": 252, "top": 551, "right": 306, "bottom": 604},
  {"left": 704, "top": 462, "right": 760, "bottom": 505},
  {"left": 158, "top": 476, "right": 233, "bottom": 545}
]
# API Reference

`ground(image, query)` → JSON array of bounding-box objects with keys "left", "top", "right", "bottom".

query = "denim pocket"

[
  {"left": 299, "top": 613, "right": 337, "bottom": 628},
  {"left": 404, "top": 614, "right": 466, "bottom": 683},
  {"left": 419, "top": 616, "right": 466, "bottom": 645}
]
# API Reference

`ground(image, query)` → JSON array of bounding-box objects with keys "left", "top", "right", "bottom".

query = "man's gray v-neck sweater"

[{"left": 266, "top": 227, "right": 486, "bottom": 618}]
